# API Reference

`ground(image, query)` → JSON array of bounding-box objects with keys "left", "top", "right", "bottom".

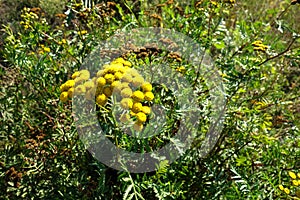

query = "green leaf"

[
  {"left": 123, "top": 184, "right": 133, "bottom": 200},
  {"left": 236, "top": 156, "right": 247, "bottom": 167},
  {"left": 214, "top": 41, "right": 226, "bottom": 49}
]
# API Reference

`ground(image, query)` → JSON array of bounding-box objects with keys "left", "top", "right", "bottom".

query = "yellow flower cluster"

[
  {"left": 59, "top": 58, "right": 155, "bottom": 132},
  {"left": 176, "top": 66, "right": 186, "bottom": 74},
  {"left": 252, "top": 40, "right": 268, "bottom": 52},
  {"left": 98, "top": 59, "right": 154, "bottom": 131},
  {"left": 278, "top": 184, "right": 290, "bottom": 195},
  {"left": 20, "top": 7, "right": 40, "bottom": 30},
  {"left": 58, "top": 39, "right": 67, "bottom": 45},
  {"left": 78, "top": 30, "right": 88, "bottom": 35},
  {"left": 278, "top": 171, "right": 300, "bottom": 196},
  {"left": 38, "top": 44, "right": 51, "bottom": 54},
  {"left": 59, "top": 69, "right": 91, "bottom": 102},
  {"left": 93, "top": 59, "right": 132, "bottom": 106}
]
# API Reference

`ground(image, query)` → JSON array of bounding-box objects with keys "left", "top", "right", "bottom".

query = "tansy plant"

[
  {"left": 278, "top": 171, "right": 300, "bottom": 198},
  {"left": 59, "top": 57, "right": 155, "bottom": 132},
  {"left": 252, "top": 40, "right": 269, "bottom": 53}
]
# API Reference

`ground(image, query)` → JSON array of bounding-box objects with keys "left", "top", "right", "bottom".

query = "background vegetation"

[{"left": 0, "top": 0, "right": 299, "bottom": 199}]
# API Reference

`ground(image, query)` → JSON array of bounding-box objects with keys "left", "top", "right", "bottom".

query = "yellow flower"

[
  {"left": 132, "top": 91, "right": 144, "bottom": 102},
  {"left": 103, "top": 87, "right": 112, "bottom": 97},
  {"left": 60, "top": 92, "right": 68, "bottom": 102},
  {"left": 136, "top": 112, "right": 147, "bottom": 123},
  {"left": 132, "top": 76, "right": 144, "bottom": 87},
  {"left": 176, "top": 66, "right": 186, "bottom": 73},
  {"left": 114, "top": 82, "right": 129, "bottom": 93},
  {"left": 252, "top": 40, "right": 263, "bottom": 46},
  {"left": 74, "top": 77, "right": 85, "bottom": 84},
  {"left": 60, "top": 84, "right": 68, "bottom": 92},
  {"left": 131, "top": 102, "right": 143, "bottom": 113},
  {"left": 65, "top": 80, "right": 75, "bottom": 88},
  {"left": 133, "top": 122, "right": 143, "bottom": 131},
  {"left": 78, "top": 30, "right": 88, "bottom": 35},
  {"left": 104, "top": 73, "right": 115, "bottom": 84},
  {"left": 112, "top": 57, "right": 125, "bottom": 64},
  {"left": 109, "top": 63, "right": 123, "bottom": 71},
  {"left": 96, "top": 77, "right": 106, "bottom": 88},
  {"left": 111, "top": 81, "right": 121, "bottom": 89},
  {"left": 297, "top": 173, "right": 300, "bottom": 179},
  {"left": 121, "top": 88, "right": 133, "bottom": 98},
  {"left": 278, "top": 185, "right": 284, "bottom": 191},
  {"left": 142, "top": 106, "right": 151, "bottom": 114},
  {"left": 96, "top": 94, "right": 107, "bottom": 106},
  {"left": 60, "top": 80, "right": 75, "bottom": 92},
  {"left": 144, "top": 92, "right": 154, "bottom": 101},
  {"left": 80, "top": 69, "right": 89, "bottom": 74},
  {"left": 293, "top": 180, "right": 299, "bottom": 186},
  {"left": 103, "top": 65, "right": 111, "bottom": 71},
  {"left": 80, "top": 70, "right": 90, "bottom": 80},
  {"left": 120, "top": 98, "right": 133, "bottom": 109},
  {"left": 114, "top": 72, "right": 124, "bottom": 80},
  {"left": 128, "top": 69, "right": 140, "bottom": 77},
  {"left": 72, "top": 71, "right": 80, "bottom": 79},
  {"left": 253, "top": 46, "right": 267, "bottom": 52},
  {"left": 106, "top": 65, "right": 116, "bottom": 74},
  {"left": 96, "top": 70, "right": 105, "bottom": 77},
  {"left": 118, "top": 67, "right": 126, "bottom": 74},
  {"left": 124, "top": 66, "right": 131, "bottom": 71},
  {"left": 122, "top": 73, "right": 132, "bottom": 83},
  {"left": 130, "top": 110, "right": 137, "bottom": 117},
  {"left": 252, "top": 40, "right": 268, "bottom": 52},
  {"left": 284, "top": 188, "right": 290, "bottom": 195},
  {"left": 83, "top": 80, "right": 94, "bottom": 90},
  {"left": 74, "top": 85, "right": 86, "bottom": 95},
  {"left": 289, "top": 171, "right": 297, "bottom": 179},
  {"left": 120, "top": 113, "right": 130, "bottom": 123},
  {"left": 123, "top": 61, "right": 132, "bottom": 67},
  {"left": 141, "top": 82, "right": 152, "bottom": 92},
  {"left": 68, "top": 87, "right": 74, "bottom": 98},
  {"left": 43, "top": 47, "right": 50, "bottom": 52}
]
